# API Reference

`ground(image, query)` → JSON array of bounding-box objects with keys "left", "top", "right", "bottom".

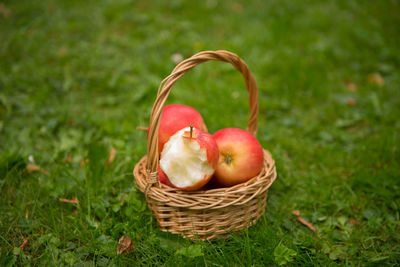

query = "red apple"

[
  {"left": 159, "top": 126, "right": 219, "bottom": 191},
  {"left": 150, "top": 104, "right": 208, "bottom": 154},
  {"left": 212, "top": 128, "right": 264, "bottom": 187}
]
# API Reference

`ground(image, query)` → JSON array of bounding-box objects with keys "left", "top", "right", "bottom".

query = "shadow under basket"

[{"left": 133, "top": 50, "right": 277, "bottom": 240}]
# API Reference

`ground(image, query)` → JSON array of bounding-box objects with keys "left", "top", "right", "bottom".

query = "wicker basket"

[{"left": 133, "top": 50, "right": 277, "bottom": 240}]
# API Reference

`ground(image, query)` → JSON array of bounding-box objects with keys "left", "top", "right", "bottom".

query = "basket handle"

[{"left": 146, "top": 50, "right": 259, "bottom": 183}]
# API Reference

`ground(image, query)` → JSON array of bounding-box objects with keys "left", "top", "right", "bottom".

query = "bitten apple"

[
  {"left": 150, "top": 104, "right": 208, "bottom": 154},
  {"left": 212, "top": 128, "right": 264, "bottom": 187},
  {"left": 159, "top": 126, "right": 219, "bottom": 191},
  {"left": 158, "top": 167, "right": 174, "bottom": 188}
]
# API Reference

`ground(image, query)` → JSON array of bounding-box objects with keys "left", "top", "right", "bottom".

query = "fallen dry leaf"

[
  {"left": 111, "top": 186, "right": 116, "bottom": 196},
  {"left": 57, "top": 47, "right": 68, "bottom": 57},
  {"left": 344, "top": 80, "right": 357, "bottom": 92},
  {"left": 65, "top": 154, "right": 72, "bottom": 163},
  {"left": 80, "top": 158, "right": 89, "bottom": 167},
  {"left": 26, "top": 164, "right": 41, "bottom": 172},
  {"left": 171, "top": 53, "right": 183, "bottom": 64},
  {"left": 292, "top": 210, "right": 316, "bottom": 232},
  {"left": 59, "top": 196, "right": 79, "bottom": 205},
  {"left": 66, "top": 118, "right": 75, "bottom": 125},
  {"left": 8, "top": 187, "right": 14, "bottom": 197},
  {"left": 117, "top": 236, "right": 135, "bottom": 255},
  {"left": 26, "top": 164, "right": 49, "bottom": 176},
  {"left": 106, "top": 147, "right": 117, "bottom": 166},
  {"left": 298, "top": 217, "right": 316, "bottom": 231},
  {"left": 348, "top": 219, "right": 361, "bottom": 225},
  {"left": 347, "top": 97, "right": 357, "bottom": 107},
  {"left": 19, "top": 237, "right": 30, "bottom": 250},
  {"left": 47, "top": 3, "right": 56, "bottom": 13},
  {"left": 291, "top": 210, "right": 301, "bottom": 217},
  {"left": 367, "top": 73, "right": 384, "bottom": 87},
  {"left": 120, "top": 194, "right": 128, "bottom": 202},
  {"left": 0, "top": 3, "right": 12, "bottom": 19},
  {"left": 231, "top": 91, "right": 239, "bottom": 99},
  {"left": 231, "top": 2, "right": 243, "bottom": 13},
  {"left": 136, "top": 126, "right": 148, "bottom": 131}
]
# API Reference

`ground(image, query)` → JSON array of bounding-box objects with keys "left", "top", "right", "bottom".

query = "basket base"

[
  {"left": 133, "top": 149, "right": 277, "bottom": 240},
  {"left": 153, "top": 192, "right": 268, "bottom": 240}
]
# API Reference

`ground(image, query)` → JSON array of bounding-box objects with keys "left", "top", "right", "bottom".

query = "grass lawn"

[{"left": 1, "top": 0, "right": 400, "bottom": 265}]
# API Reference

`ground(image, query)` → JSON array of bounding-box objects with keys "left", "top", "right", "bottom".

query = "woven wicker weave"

[{"left": 133, "top": 50, "right": 277, "bottom": 240}]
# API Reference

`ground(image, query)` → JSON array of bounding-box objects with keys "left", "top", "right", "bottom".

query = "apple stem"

[{"left": 190, "top": 124, "right": 193, "bottom": 138}]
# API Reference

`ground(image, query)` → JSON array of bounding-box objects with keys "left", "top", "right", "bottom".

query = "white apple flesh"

[{"left": 159, "top": 126, "right": 219, "bottom": 191}]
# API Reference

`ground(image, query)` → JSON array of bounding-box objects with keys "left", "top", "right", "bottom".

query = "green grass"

[{"left": 1, "top": 0, "right": 400, "bottom": 265}]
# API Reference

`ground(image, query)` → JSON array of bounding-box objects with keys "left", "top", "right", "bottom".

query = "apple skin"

[
  {"left": 182, "top": 128, "right": 219, "bottom": 170},
  {"left": 158, "top": 167, "right": 175, "bottom": 188},
  {"left": 160, "top": 127, "right": 219, "bottom": 191},
  {"left": 212, "top": 128, "right": 264, "bottom": 187},
  {"left": 149, "top": 104, "right": 208, "bottom": 154}
]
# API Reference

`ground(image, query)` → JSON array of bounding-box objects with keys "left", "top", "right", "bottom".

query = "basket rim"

[
  {"left": 146, "top": 50, "right": 259, "bottom": 179},
  {"left": 133, "top": 149, "right": 277, "bottom": 210}
]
